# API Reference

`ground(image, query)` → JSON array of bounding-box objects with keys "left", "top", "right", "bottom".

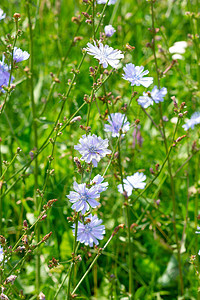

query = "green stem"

[
  {"left": 0, "top": 153, "right": 17, "bottom": 181},
  {"left": 71, "top": 234, "right": 113, "bottom": 296},
  {"left": 67, "top": 215, "right": 79, "bottom": 299},
  {"left": 118, "top": 138, "right": 133, "bottom": 298},
  {"left": 26, "top": 1, "right": 40, "bottom": 294},
  {"left": 92, "top": 0, "right": 95, "bottom": 40}
]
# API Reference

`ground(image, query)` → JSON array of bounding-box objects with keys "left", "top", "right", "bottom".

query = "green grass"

[{"left": 0, "top": 0, "right": 200, "bottom": 299}]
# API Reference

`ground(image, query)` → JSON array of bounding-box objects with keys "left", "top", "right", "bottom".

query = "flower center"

[
  {"left": 113, "top": 123, "right": 120, "bottom": 132},
  {"left": 84, "top": 224, "right": 92, "bottom": 233},
  {"left": 80, "top": 194, "right": 89, "bottom": 202},
  {"left": 89, "top": 146, "right": 97, "bottom": 153}
]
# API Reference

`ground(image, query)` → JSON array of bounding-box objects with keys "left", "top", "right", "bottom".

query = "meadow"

[{"left": 0, "top": 0, "right": 200, "bottom": 299}]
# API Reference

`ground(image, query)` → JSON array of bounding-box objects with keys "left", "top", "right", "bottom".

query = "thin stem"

[
  {"left": 67, "top": 216, "right": 79, "bottom": 299},
  {"left": 141, "top": 106, "right": 164, "bottom": 138},
  {"left": 53, "top": 263, "right": 72, "bottom": 299},
  {"left": 26, "top": 1, "right": 40, "bottom": 294},
  {"left": 92, "top": 0, "right": 95, "bottom": 40},
  {"left": 173, "top": 148, "right": 200, "bottom": 177},
  {"left": 72, "top": 234, "right": 113, "bottom": 295},
  {"left": 118, "top": 138, "right": 133, "bottom": 298}
]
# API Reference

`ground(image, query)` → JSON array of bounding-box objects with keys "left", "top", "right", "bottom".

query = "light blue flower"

[
  {"left": 182, "top": 112, "right": 200, "bottom": 131},
  {"left": 151, "top": 86, "right": 167, "bottom": 103},
  {"left": 0, "top": 55, "right": 14, "bottom": 92},
  {"left": 104, "top": 113, "right": 130, "bottom": 137},
  {"left": 118, "top": 172, "right": 146, "bottom": 196},
  {"left": 13, "top": 47, "right": 30, "bottom": 63},
  {"left": 104, "top": 25, "right": 116, "bottom": 37},
  {"left": 0, "top": 245, "right": 4, "bottom": 262},
  {"left": 0, "top": 9, "right": 6, "bottom": 21},
  {"left": 122, "top": 63, "right": 153, "bottom": 88},
  {"left": 67, "top": 181, "right": 100, "bottom": 214},
  {"left": 137, "top": 92, "right": 154, "bottom": 108},
  {"left": 72, "top": 214, "right": 105, "bottom": 247},
  {"left": 137, "top": 86, "right": 167, "bottom": 108},
  {"left": 91, "top": 174, "right": 108, "bottom": 193},
  {"left": 85, "top": 41, "right": 124, "bottom": 69},
  {"left": 74, "top": 134, "right": 111, "bottom": 167},
  {"left": 97, "top": 0, "right": 117, "bottom": 5}
]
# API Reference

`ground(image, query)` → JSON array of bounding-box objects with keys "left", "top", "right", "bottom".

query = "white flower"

[
  {"left": 182, "top": 112, "right": 200, "bottom": 131},
  {"left": 13, "top": 47, "right": 30, "bottom": 63},
  {"left": 137, "top": 92, "right": 154, "bottom": 108},
  {"left": 118, "top": 172, "right": 146, "bottom": 196},
  {"left": 39, "top": 292, "right": 46, "bottom": 300},
  {"left": 169, "top": 41, "right": 187, "bottom": 54},
  {"left": 122, "top": 63, "right": 153, "bottom": 88},
  {"left": 104, "top": 25, "right": 116, "bottom": 37},
  {"left": 85, "top": 41, "right": 124, "bottom": 68},
  {"left": 171, "top": 54, "right": 183, "bottom": 60},
  {"left": 97, "top": 0, "right": 117, "bottom": 5},
  {"left": 169, "top": 41, "right": 187, "bottom": 60},
  {"left": 0, "top": 9, "right": 6, "bottom": 21}
]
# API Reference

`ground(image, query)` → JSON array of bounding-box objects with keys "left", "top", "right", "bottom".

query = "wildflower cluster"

[
  {"left": 0, "top": 10, "right": 29, "bottom": 93},
  {"left": 67, "top": 135, "right": 111, "bottom": 247}
]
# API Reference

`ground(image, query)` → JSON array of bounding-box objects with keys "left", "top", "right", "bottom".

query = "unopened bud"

[
  {"left": 23, "top": 220, "right": 28, "bottom": 228},
  {"left": 39, "top": 292, "right": 46, "bottom": 300},
  {"left": 171, "top": 96, "right": 178, "bottom": 108},
  {"left": 176, "top": 135, "right": 186, "bottom": 143},
  {"left": 42, "top": 232, "right": 52, "bottom": 242},
  {"left": 150, "top": 168, "right": 155, "bottom": 174},
  {"left": 112, "top": 224, "right": 124, "bottom": 237},
  {"left": 74, "top": 36, "right": 83, "bottom": 43},
  {"left": 4, "top": 275, "right": 17, "bottom": 285},
  {"left": 125, "top": 43, "right": 135, "bottom": 51},
  {"left": 135, "top": 119, "right": 140, "bottom": 125},
  {"left": 82, "top": 12, "right": 90, "bottom": 18},
  {"left": 13, "top": 13, "right": 21, "bottom": 20},
  {"left": 0, "top": 235, "right": 6, "bottom": 245},
  {"left": 71, "top": 16, "right": 80, "bottom": 24}
]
